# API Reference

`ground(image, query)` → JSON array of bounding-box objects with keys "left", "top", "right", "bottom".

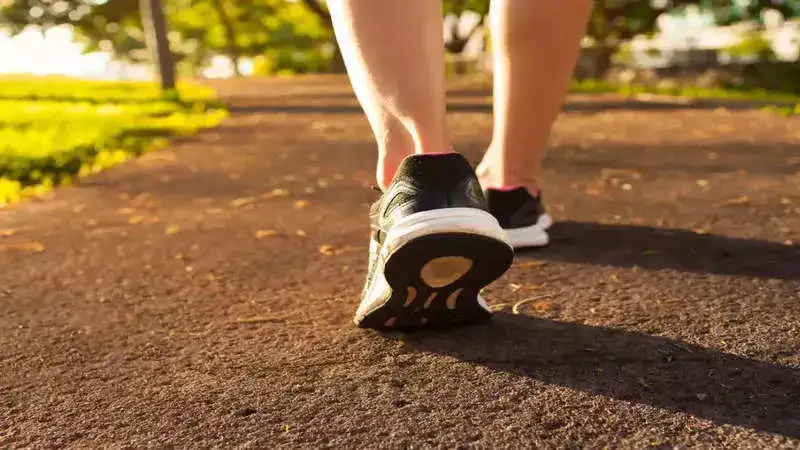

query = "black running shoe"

[
  {"left": 355, "top": 153, "right": 514, "bottom": 330},
  {"left": 485, "top": 187, "right": 553, "bottom": 249}
]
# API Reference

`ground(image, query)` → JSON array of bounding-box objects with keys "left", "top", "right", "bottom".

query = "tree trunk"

[
  {"left": 330, "top": 38, "right": 346, "bottom": 73},
  {"left": 210, "top": 0, "right": 242, "bottom": 77},
  {"left": 139, "top": 0, "right": 176, "bottom": 92},
  {"left": 592, "top": 45, "right": 617, "bottom": 79}
]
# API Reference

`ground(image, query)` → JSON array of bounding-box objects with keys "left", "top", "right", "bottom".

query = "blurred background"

[
  {"left": 1, "top": 0, "right": 799, "bottom": 91},
  {"left": 1, "top": 0, "right": 799, "bottom": 205}
]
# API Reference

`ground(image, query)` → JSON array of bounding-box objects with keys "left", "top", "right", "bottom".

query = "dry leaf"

[
  {"left": 696, "top": 179, "right": 710, "bottom": 187},
  {"left": 517, "top": 260, "right": 547, "bottom": 268},
  {"left": 0, "top": 242, "right": 45, "bottom": 253},
  {"left": 128, "top": 215, "right": 144, "bottom": 224},
  {"left": 0, "top": 229, "right": 17, "bottom": 237},
  {"left": 231, "top": 196, "right": 256, "bottom": 208},
  {"left": 318, "top": 244, "right": 336, "bottom": 256},
  {"left": 509, "top": 283, "right": 542, "bottom": 292},
  {"left": 296, "top": 229, "right": 308, "bottom": 237},
  {"left": 781, "top": 198, "right": 792, "bottom": 205},
  {"left": 207, "top": 273, "right": 217, "bottom": 281},
  {"left": 255, "top": 229, "right": 278, "bottom": 239},
  {"left": 585, "top": 187, "right": 603, "bottom": 196},
  {"left": 165, "top": 225, "right": 181, "bottom": 235},
  {"left": 512, "top": 294, "right": 552, "bottom": 314},
  {"left": 716, "top": 195, "right": 749, "bottom": 207},
  {"left": 262, "top": 188, "right": 290, "bottom": 199},
  {"left": 610, "top": 274, "right": 622, "bottom": 283},
  {"left": 334, "top": 245, "right": 364, "bottom": 255},
  {"left": 293, "top": 200, "right": 310, "bottom": 209}
]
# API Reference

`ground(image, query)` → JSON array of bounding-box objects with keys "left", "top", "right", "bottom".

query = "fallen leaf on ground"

[
  {"left": 716, "top": 195, "right": 749, "bottom": 207},
  {"left": 255, "top": 229, "right": 278, "bottom": 239},
  {"left": 512, "top": 295, "right": 552, "bottom": 315},
  {"left": 780, "top": 198, "right": 792, "bottom": 205},
  {"left": 293, "top": 200, "right": 310, "bottom": 209},
  {"left": 0, "top": 229, "right": 17, "bottom": 237},
  {"left": 318, "top": 244, "right": 336, "bottom": 256},
  {"left": 333, "top": 245, "right": 364, "bottom": 255},
  {"left": 696, "top": 179, "right": 710, "bottom": 187},
  {"left": 0, "top": 242, "right": 45, "bottom": 253},
  {"left": 610, "top": 274, "right": 622, "bottom": 283},
  {"left": 165, "top": 225, "right": 181, "bottom": 235},
  {"left": 585, "top": 187, "right": 603, "bottom": 196},
  {"left": 296, "top": 230, "right": 307, "bottom": 237},
  {"left": 128, "top": 215, "right": 144, "bottom": 224},
  {"left": 509, "top": 283, "right": 542, "bottom": 292},
  {"left": 262, "top": 188, "right": 290, "bottom": 199},
  {"left": 517, "top": 260, "right": 547, "bottom": 268},
  {"left": 207, "top": 273, "right": 216, "bottom": 281},
  {"left": 231, "top": 196, "right": 256, "bottom": 208}
]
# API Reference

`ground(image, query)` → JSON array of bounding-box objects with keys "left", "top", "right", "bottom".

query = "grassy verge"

[
  {"left": 0, "top": 76, "right": 227, "bottom": 205},
  {"left": 569, "top": 79, "right": 800, "bottom": 116}
]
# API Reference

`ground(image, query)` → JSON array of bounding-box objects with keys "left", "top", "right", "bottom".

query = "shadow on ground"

[
  {"left": 528, "top": 221, "right": 800, "bottom": 279},
  {"left": 395, "top": 313, "right": 800, "bottom": 438}
]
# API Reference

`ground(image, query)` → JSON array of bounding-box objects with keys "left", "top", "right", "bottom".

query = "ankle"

[{"left": 476, "top": 160, "right": 541, "bottom": 196}]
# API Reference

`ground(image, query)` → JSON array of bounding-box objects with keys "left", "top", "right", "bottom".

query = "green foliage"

[
  {"left": 725, "top": 30, "right": 774, "bottom": 60},
  {"left": 0, "top": 77, "right": 226, "bottom": 204}
]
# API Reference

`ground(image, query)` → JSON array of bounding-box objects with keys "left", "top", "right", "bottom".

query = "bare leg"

[
  {"left": 328, "top": 0, "right": 449, "bottom": 189},
  {"left": 477, "top": 0, "right": 593, "bottom": 193}
]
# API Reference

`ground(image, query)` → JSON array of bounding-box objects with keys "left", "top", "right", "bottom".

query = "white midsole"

[
  {"left": 356, "top": 208, "right": 510, "bottom": 319},
  {"left": 504, "top": 213, "right": 553, "bottom": 248}
]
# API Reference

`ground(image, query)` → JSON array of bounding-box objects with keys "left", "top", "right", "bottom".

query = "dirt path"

[{"left": 1, "top": 76, "right": 798, "bottom": 448}]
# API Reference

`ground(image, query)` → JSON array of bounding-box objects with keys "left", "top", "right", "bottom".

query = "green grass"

[
  {"left": 570, "top": 79, "right": 800, "bottom": 115},
  {"left": 0, "top": 76, "right": 227, "bottom": 204}
]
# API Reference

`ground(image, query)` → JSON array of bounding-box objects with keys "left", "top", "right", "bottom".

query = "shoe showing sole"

[
  {"left": 505, "top": 213, "right": 553, "bottom": 249},
  {"left": 355, "top": 208, "right": 514, "bottom": 330}
]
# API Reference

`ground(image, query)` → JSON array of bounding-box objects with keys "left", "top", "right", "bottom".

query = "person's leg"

[
  {"left": 330, "top": 0, "right": 514, "bottom": 330},
  {"left": 477, "top": 0, "right": 593, "bottom": 193},
  {"left": 328, "top": 0, "right": 449, "bottom": 189}
]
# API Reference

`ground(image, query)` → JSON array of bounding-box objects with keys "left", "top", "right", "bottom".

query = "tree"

[
  {"left": 585, "top": 0, "right": 800, "bottom": 78},
  {"left": 298, "top": 0, "right": 344, "bottom": 72},
  {"left": 140, "top": 0, "right": 176, "bottom": 93}
]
